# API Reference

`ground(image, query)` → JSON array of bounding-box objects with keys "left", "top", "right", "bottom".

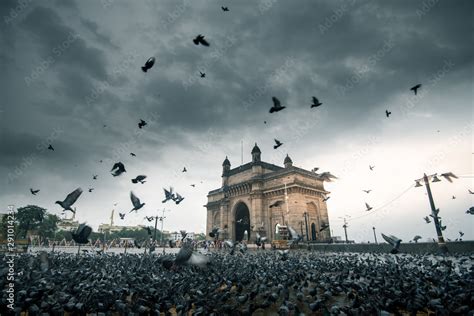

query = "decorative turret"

[
  {"left": 284, "top": 154, "right": 293, "bottom": 168},
  {"left": 251, "top": 143, "right": 261, "bottom": 163},
  {"left": 222, "top": 156, "right": 231, "bottom": 176}
]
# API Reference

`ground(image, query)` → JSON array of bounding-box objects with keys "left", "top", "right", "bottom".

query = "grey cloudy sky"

[{"left": 0, "top": 0, "right": 472, "bottom": 242}]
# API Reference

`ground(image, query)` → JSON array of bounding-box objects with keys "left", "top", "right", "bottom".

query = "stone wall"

[{"left": 305, "top": 241, "right": 474, "bottom": 254}]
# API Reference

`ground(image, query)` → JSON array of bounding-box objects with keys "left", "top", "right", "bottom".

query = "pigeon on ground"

[
  {"left": 269, "top": 200, "right": 284, "bottom": 208},
  {"left": 30, "top": 188, "right": 40, "bottom": 195},
  {"left": 138, "top": 119, "right": 147, "bottom": 129},
  {"left": 317, "top": 172, "right": 338, "bottom": 182},
  {"left": 273, "top": 139, "right": 283, "bottom": 149},
  {"left": 56, "top": 188, "right": 83, "bottom": 213},
  {"left": 221, "top": 6, "right": 229, "bottom": 11},
  {"left": 111, "top": 162, "right": 126, "bottom": 177},
  {"left": 365, "top": 203, "right": 373, "bottom": 211},
  {"left": 141, "top": 57, "right": 155, "bottom": 72},
  {"left": 130, "top": 153, "right": 136, "bottom": 157},
  {"left": 119, "top": 213, "right": 125, "bottom": 219},
  {"left": 174, "top": 193, "right": 185, "bottom": 205},
  {"left": 131, "top": 175, "right": 147, "bottom": 184},
  {"left": 369, "top": 165, "right": 375, "bottom": 171},
  {"left": 440, "top": 172, "right": 458, "bottom": 183},
  {"left": 199, "top": 72, "right": 205, "bottom": 78},
  {"left": 193, "top": 34, "right": 210, "bottom": 46},
  {"left": 162, "top": 187, "right": 175, "bottom": 203},
  {"left": 48, "top": 144, "right": 54, "bottom": 151},
  {"left": 129, "top": 191, "right": 145, "bottom": 213},
  {"left": 71, "top": 224, "right": 92, "bottom": 244},
  {"left": 423, "top": 216, "right": 431, "bottom": 223},
  {"left": 363, "top": 190, "right": 372, "bottom": 194},
  {"left": 269, "top": 97, "right": 286, "bottom": 113},
  {"left": 381, "top": 233, "right": 402, "bottom": 254},
  {"left": 385, "top": 110, "right": 391, "bottom": 117},
  {"left": 413, "top": 235, "right": 422, "bottom": 243},
  {"left": 410, "top": 84, "right": 422, "bottom": 95},
  {"left": 311, "top": 97, "right": 322, "bottom": 108}
]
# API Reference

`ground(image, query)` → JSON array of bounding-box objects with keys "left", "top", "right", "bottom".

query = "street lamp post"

[
  {"left": 338, "top": 215, "right": 350, "bottom": 244},
  {"left": 303, "top": 212, "right": 309, "bottom": 241},
  {"left": 372, "top": 226, "right": 378, "bottom": 244}
]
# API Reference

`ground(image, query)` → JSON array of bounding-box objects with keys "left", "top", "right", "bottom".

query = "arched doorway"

[
  {"left": 311, "top": 223, "right": 317, "bottom": 240},
  {"left": 234, "top": 202, "right": 250, "bottom": 241}
]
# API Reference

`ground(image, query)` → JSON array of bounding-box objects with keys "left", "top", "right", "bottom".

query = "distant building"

[
  {"left": 205, "top": 144, "right": 332, "bottom": 242},
  {"left": 57, "top": 213, "right": 80, "bottom": 231},
  {"left": 97, "top": 224, "right": 145, "bottom": 233},
  {"left": 169, "top": 231, "right": 195, "bottom": 241}
]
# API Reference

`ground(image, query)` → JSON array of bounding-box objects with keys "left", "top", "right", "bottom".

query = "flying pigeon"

[
  {"left": 385, "top": 110, "right": 391, "bottom": 117},
  {"left": 134, "top": 240, "right": 142, "bottom": 249},
  {"left": 273, "top": 139, "right": 283, "bottom": 149},
  {"left": 209, "top": 227, "right": 220, "bottom": 238},
  {"left": 269, "top": 97, "right": 286, "bottom": 113},
  {"left": 381, "top": 233, "right": 402, "bottom": 254},
  {"left": 131, "top": 175, "right": 147, "bottom": 184},
  {"left": 439, "top": 220, "right": 446, "bottom": 231},
  {"left": 322, "top": 196, "right": 330, "bottom": 202},
  {"left": 182, "top": 167, "right": 187, "bottom": 172},
  {"left": 190, "top": 184, "right": 196, "bottom": 187},
  {"left": 363, "top": 189, "right": 372, "bottom": 194},
  {"left": 129, "top": 191, "right": 145, "bottom": 213},
  {"left": 138, "top": 119, "right": 147, "bottom": 129},
  {"left": 410, "top": 84, "right": 422, "bottom": 95},
  {"left": 423, "top": 216, "right": 431, "bottom": 223},
  {"left": 288, "top": 226, "right": 303, "bottom": 245},
  {"left": 311, "top": 167, "right": 319, "bottom": 173},
  {"left": 269, "top": 200, "right": 284, "bottom": 208},
  {"left": 278, "top": 249, "right": 290, "bottom": 261},
  {"left": 199, "top": 72, "right": 205, "bottom": 78},
  {"left": 141, "top": 57, "right": 155, "bottom": 72},
  {"left": 174, "top": 193, "right": 185, "bottom": 205},
  {"left": 130, "top": 153, "right": 136, "bottom": 157},
  {"left": 47, "top": 144, "right": 54, "bottom": 151},
  {"left": 369, "top": 165, "right": 375, "bottom": 171},
  {"left": 440, "top": 172, "right": 458, "bottom": 183},
  {"left": 221, "top": 6, "right": 229, "bottom": 11},
  {"left": 413, "top": 235, "right": 422, "bottom": 243},
  {"left": 93, "top": 175, "right": 98, "bottom": 180},
  {"left": 30, "top": 188, "right": 40, "bottom": 195},
  {"left": 71, "top": 224, "right": 92, "bottom": 244},
  {"left": 311, "top": 97, "right": 322, "bottom": 108},
  {"left": 119, "top": 213, "right": 125, "bottom": 220},
  {"left": 255, "top": 232, "right": 267, "bottom": 247},
  {"left": 111, "top": 162, "right": 126, "bottom": 177},
  {"left": 469, "top": 189, "right": 474, "bottom": 194},
  {"left": 317, "top": 172, "right": 338, "bottom": 182},
  {"left": 99, "top": 160, "right": 103, "bottom": 163},
  {"left": 319, "top": 223, "right": 330, "bottom": 232},
  {"left": 162, "top": 187, "right": 175, "bottom": 203},
  {"left": 452, "top": 195, "right": 456, "bottom": 199},
  {"left": 56, "top": 188, "right": 83, "bottom": 213},
  {"left": 193, "top": 34, "right": 210, "bottom": 46},
  {"left": 145, "top": 216, "right": 154, "bottom": 222},
  {"left": 365, "top": 203, "right": 373, "bottom": 211},
  {"left": 88, "top": 188, "right": 94, "bottom": 193},
  {"left": 466, "top": 207, "right": 474, "bottom": 215},
  {"left": 459, "top": 231, "right": 464, "bottom": 237}
]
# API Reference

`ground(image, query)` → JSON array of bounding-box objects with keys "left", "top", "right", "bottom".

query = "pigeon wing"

[
  {"left": 175, "top": 243, "right": 193, "bottom": 265},
  {"left": 130, "top": 191, "right": 141, "bottom": 208},
  {"left": 63, "top": 188, "right": 83, "bottom": 207},
  {"left": 272, "top": 97, "right": 280, "bottom": 107}
]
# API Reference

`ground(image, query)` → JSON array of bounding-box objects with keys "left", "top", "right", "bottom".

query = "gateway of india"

[{"left": 205, "top": 143, "right": 331, "bottom": 242}]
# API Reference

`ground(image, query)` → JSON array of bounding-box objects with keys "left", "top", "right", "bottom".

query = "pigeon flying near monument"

[
  {"left": 288, "top": 226, "right": 303, "bottom": 245},
  {"left": 317, "top": 172, "right": 338, "bottom": 182},
  {"left": 269, "top": 97, "right": 286, "bottom": 113},
  {"left": 30, "top": 188, "right": 40, "bottom": 195},
  {"left": 131, "top": 175, "right": 147, "bottom": 184},
  {"left": 193, "top": 34, "right": 210, "bottom": 46},
  {"left": 273, "top": 139, "right": 283, "bottom": 149},
  {"left": 162, "top": 187, "right": 175, "bottom": 203},
  {"left": 221, "top": 6, "right": 229, "bottom": 11},
  {"left": 467, "top": 207, "right": 474, "bottom": 215},
  {"left": 381, "top": 233, "right": 402, "bottom": 254},
  {"left": 311, "top": 97, "right": 322, "bottom": 108},
  {"left": 410, "top": 84, "right": 422, "bottom": 95},
  {"left": 141, "top": 57, "right": 155, "bottom": 72},
  {"left": 56, "top": 188, "right": 83, "bottom": 213},
  {"left": 269, "top": 200, "right": 284, "bottom": 208},
  {"left": 209, "top": 227, "right": 220, "bottom": 238},
  {"left": 440, "top": 172, "right": 458, "bottom": 183},
  {"left": 111, "top": 162, "right": 126, "bottom": 176},
  {"left": 423, "top": 216, "right": 431, "bottom": 223},
  {"left": 129, "top": 191, "right": 145, "bottom": 213},
  {"left": 71, "top": 224, "right": 92, "bottom": 244}
]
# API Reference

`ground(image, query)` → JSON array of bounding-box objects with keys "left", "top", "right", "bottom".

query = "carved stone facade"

[{"left": 205, "top": 144, "right": 331, "bottom": 242}]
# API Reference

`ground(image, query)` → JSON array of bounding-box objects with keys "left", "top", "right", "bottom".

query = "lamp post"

[
  {"left": 338, "top": 216, "right": 350, "bottom": 244},
  {"left": 303, "top": 212, "right": 309, "bottom": 241},
  {"left": 372, "top": 226, "right": 378, "bottom": 244}
]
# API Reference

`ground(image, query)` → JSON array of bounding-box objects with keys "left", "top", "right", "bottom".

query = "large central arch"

[{"left": 234, "top": 202, "right": 250, "bottom": 242}]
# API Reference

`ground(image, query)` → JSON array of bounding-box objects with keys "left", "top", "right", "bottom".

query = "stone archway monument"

[{"left": 205, "top": 143, "right": 332, "bottom": 242}]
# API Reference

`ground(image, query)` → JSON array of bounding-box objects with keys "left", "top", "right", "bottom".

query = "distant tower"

[
  {"left": 222, "top": 156, "right": 231, "bottom": 186},
  {"left": 284, "top": 154, "right": 293, "bottom": 168},
  {"left": 251, "top": 143, "right": 261, "bottom": 163}
]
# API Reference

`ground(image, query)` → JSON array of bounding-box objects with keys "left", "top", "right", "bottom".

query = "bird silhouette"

[
  {"left": 317, "top": 172, "right": 338, "bottom": 182},
  {"left": 440, "top": 172, "right": 458, "bottom": 183},
  {"left": 221, "top": 6, "right": 229, "bottom": 11},
  {"left": 363, "top": 189, "right": 372, "bottom": 194},
  {"left": 193, "top": 34, "right": 210, "bottom": 46},
  {"left": 111, "top": 162, "right": 126, "bottom": 176},
  {"left": 469, "top": 189, "right": 474, "bottom": 194},
  {"left": 413, "top": 235, "right": 422, "bottom": 243},
  {"left": 174, "top": 193, "right": 185, "bottom": 205},
  {"left": 48, "top": 144, "right": 54, "bottom": 151},
  {"left": 365, "top": 203, "right": 373, "bottom": 211},
  {"left": 311, "top": 167, "right": 319, "bottom": 173},
  {"left": 92, "top": 175, "right": 98, "bottom": 180},
  {"left": 410, "top": 84, "right": 422, "bottom": 95},
  {"left": 452, "top": 195, "right": 456, "bottom": 199},
  {"left": 459, "top": 231, "right": 464, "bottom": 237},
  {"left": 190, "top": 184, "right": 196, "bottom": 187},
  {"left": 145, "top": 216, "right": 154, "bottom": 222},
  {"left": 199, "top": 71, "right": 205, "bottom": 78},
  {"left": 319, "top": 223, "right": 330, "bottom": 232},
  {"left": 141, "top": 57, "right": 155, "bottom": 72},
  {"left": 269, "top": 200, "right": 284, "bottom": 208},
  {"left": 71, "top": 224, "right": 92, "bottom": 244},
  {"left": 369, "top": 165, "right": 375, "bottom": 171},
  {"left": 130, "top": 153, "right": 136, "bottom": 157},
  {"left": 119, "top": 213, "right": 125, "bottom": 219},
  {"left": 30, "top": 188, "right": 40, "bottom": 195},
  {"left": 385, "top": 110, "right": 391, "bottom": 117},
  {"left": 322, "top": 196, "right": 330, "bottom": 202},
  {"left": 129, "top": 191, "right": 145, "bottom": 213},
  {"left": 467, "top": 207, "right": 474, "bottom": 215},
  {"left": 269, "top": 97, "right": 286, "bottom": 113},
  {"left": 88, "top": 188, "right": 94, "bottom": 193},
  {"left": 56, "top": 188, "right": 83, "bottom": 213},
  {"left": 182, "top": 167, "right": 187, "bottom": 172},
  {"left": 311, "top": 97, "right": 322, "bottom": 108},
  {"left": 138, "top": 119, "right": 147, "bottom": 129},
  {"left": 162, "top": 187, "right": 175, "bottom": 203},
  {"left": 381, "top": 233, "right": 402, "bottom": 254},
  {"left": 423, "top": 216, "right": 431, "bottom": 223},
  {"left": 273, "top": 139, "right": 283, "bottom": 149},
  {"left": 131, "top": 175, "right": 147, "bottom": 184}
]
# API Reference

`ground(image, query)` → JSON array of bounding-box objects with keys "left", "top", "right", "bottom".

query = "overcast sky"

[{"left": 0, "top": 0, "right": 472, "bottom": 242}]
